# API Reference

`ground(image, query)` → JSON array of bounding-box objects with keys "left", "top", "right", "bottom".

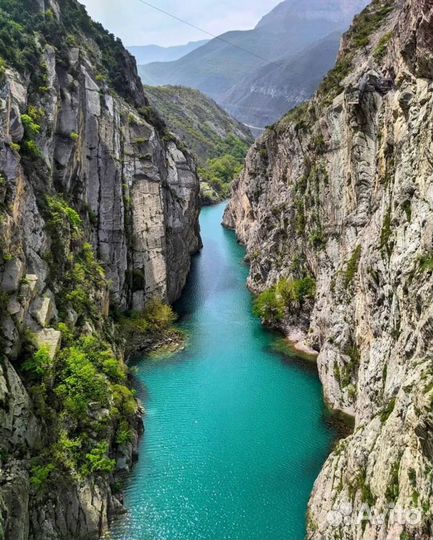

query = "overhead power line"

[{"left": 134, "top": 0, "right": 270, "bottom": 63}]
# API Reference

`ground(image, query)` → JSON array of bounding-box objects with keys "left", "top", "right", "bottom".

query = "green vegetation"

[
  {"left": 317, "top": 0, "right": 394, "bottom": 106},
  {"left": 253, "top": 277, "right": 316, "bottom": 324},
  {"left": 418, "top": 253, "right": 433, "bottom": 273},
  {"left": 21, "top": 107, "right": 44, "bottom": 158},
  {"left": 374, "top": 32, "right": 393, "bottom": 59},
  {"left": 143, "top": 85, "right": 253, "bottom": 202},
  {"left": 348, "top": 469, "right": 376, "bottom": 506},
  {"left": 83, "top": 442, "right": 116, "bottom": 475},
  {"left": 380, "top": 207, "right": 393, "bottom": 256},
  {"left": 351, "top": 2, "right": 394, "bottom": 48},
  {"left": 343, "top": 246, "right": 362, "bottom": 288},
  {"left": 45, "top": 195, "right": 84, "bottom": 276},
  {"left": 380, "top": 397, "right": 396, "bottom": 422},
  {"left": 30, "top": 463, "right": 56, "bottom": 492},
  {"left": 0, "top": 57, "right": 6, "bottom": 81},
  {"left": 63, "top": 243, "right": 106, "bottom": 319},
  {"left": 116, "top": 298, "right": 180, "bottom": 355},
  {"left": 9, "top": 143, "right": 20, "bottom": 153},
  {"left": 23, "top": 346, "right": 53, "bottom": 379},
  {"left": 385, "top": 460, "right": 400, "bottom": 502},
  {"left": 0, "top": 0, "right": 144, "bottom": 105},
  {"left": 199, "top": 154, "right": 244, "bottom": 198},
  {"left": 318, "top": 55, "right": 353, "bottom": 106},
  {"left": 23, "top": 331, "right": 138, "bottom": 487},
  {"left": 276, "top": 102, "right": 313, "bottom": 134}
]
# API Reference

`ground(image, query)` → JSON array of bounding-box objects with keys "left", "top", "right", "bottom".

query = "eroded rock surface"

[
  {"left": 225, "top": 1, "right": 433, "bottom": 538},
  {"left": 0, "top": 0, "right": 200, "bottom": 538}
]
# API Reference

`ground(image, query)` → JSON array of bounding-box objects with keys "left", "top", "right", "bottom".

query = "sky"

[{"left": 79, "top": 0, "right": 282, "bottom": 47}]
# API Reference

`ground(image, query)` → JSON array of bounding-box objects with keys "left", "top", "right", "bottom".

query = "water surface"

[{"left": 108, "top": 202, "right": 335, "bottom": 540}]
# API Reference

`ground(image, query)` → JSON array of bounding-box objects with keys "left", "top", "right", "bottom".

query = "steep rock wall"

[
  {"left": 225, "top": 0, "right": 433, "bottom": 538},
  {"left": 0, "top": 1, "right": 201, "bottom": 538}
]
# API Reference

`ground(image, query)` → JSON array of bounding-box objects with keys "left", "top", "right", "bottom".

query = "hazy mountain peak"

[{"left": 256, "top": 0, "right": 370, "bottom": 28}]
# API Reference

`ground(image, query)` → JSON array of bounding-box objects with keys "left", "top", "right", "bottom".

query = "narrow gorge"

[
  {"left": 225, "top": 0, "right": 433, "bottom": 538},
  {"left": 2, "top": 0, "right": 433, "bottom": 539}
]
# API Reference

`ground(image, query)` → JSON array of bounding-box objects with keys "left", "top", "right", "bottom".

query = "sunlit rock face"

[
  {"left": 0, "top": 0, "right": 200, "bottom": 537},
  {"left": 226, "top": 1, "right": 433, "bottom": 538}
]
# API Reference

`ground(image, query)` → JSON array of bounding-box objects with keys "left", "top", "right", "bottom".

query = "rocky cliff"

[
  {"left": 225, "top": 0, "right": 433, "bottom": 538},
  {"left": 143, "top": 85, "right": 253, "bottom": 204},
  {"left": 0, "top": 1, "right": 200, "bottom": 539}
]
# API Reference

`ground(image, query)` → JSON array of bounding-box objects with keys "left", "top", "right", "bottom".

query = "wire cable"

[{"left": 134, "top": 0, "right": 271, "bottom": 63}]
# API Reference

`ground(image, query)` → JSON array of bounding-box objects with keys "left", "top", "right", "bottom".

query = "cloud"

[{"left": 79, "top": 0, "right": 282, "bottom": 46}]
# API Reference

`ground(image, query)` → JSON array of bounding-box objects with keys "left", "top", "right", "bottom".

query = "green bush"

[
  {"left": 46, "top": 195, "right": 83, "bottom": 239},
  {"left": 380, "top": 207, "right": 392, "bottom": 255},
  {"left": 55, "top": 344, "right": 110, "bottom": 417},
  {"left": 116, "top": 420, "right": 134, "bottom": 445},
  {"left": 380, "top": 397, "right": 396, "bottom": 423},
  {"left": 9, "top": 142, "right": 20, "bottom": 153},
  {"left": 253, "top": 288, "right": 284, "bottom": 323},
  {"left": 112, "top": 383, "right": 138, "bottom": 417},
  {"left": 23, "top": 140, "right": 42, "bottom": 158},
  {"left": 21, "top": 114, "right": 40, "bottom": 136},
  {"left": 23, "top": 346, "right": 53, "bottom": 379},
  {"left": 144, "top": 298, "right": 177, "bottom": 330},
  {"left": 30, "top": 463, "right": 56, "bottom": 491},
  {"left": 254, "top": 277, "right": 316, "bottom": 323},
  {"left": 385, "top": 460, "right": 400, "bottom": 502},
  {"left": 78, "top": 335, "right": 127, "bottom": 383},
  {"left": 418, "top": 253, "right": 433, "bottom": 273},
  {"left": 277, "top": 277, "right": 316, "bottom": 307},
  {"left": 0, "top": 57, "right": 6, "bottom": 81},
  {"left": 83, "top": 442, "right": 115, "bottom": 476}
]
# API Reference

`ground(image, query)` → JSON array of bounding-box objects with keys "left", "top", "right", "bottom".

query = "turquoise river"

[{"left": 108, "top": 202, "right": 336, "bottom": 540}]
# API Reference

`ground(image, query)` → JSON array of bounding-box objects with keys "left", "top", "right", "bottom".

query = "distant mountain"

[
  {"left": 138, "top": 0, "right": 369, "bottom": 104},
  {"left": 144, "top": 85, "right": 253, "bottom": 204},
  {"left": 128, "top": 40, "right": 208, "bottom": 65},
  {"left": 221, "top": 32, "right": 341, "bottom": 128}
]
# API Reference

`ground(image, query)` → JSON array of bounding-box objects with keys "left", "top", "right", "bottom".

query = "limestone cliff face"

[
  {"left": 0, "top": 1, "right": 200, "bottom": 538},
  {"left": 225, "top": 0, "right": 433, "bottom": 538}
]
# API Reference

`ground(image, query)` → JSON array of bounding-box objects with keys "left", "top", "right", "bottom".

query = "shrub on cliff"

[
  {"left": 254, "top": 276, "right": 316, "bottom": 324},
  {"left": 253, "top": 288, "right": 285, "bottom": 324}
]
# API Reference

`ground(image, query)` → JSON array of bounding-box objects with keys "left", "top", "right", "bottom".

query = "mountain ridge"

[
  {"left": 138, "top": 0, "right": 370, "bottom": 125},
  {"left": 128, "top": 39, "right": 209, "bottom": 65}
]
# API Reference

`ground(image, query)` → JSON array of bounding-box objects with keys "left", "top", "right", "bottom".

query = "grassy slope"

[{"left": 144, "top": 85, "right": 254, "bottom": 203}]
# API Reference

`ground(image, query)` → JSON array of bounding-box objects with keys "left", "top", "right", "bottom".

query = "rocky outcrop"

[
  {"left": 143, "top": 85, "right": 253, "bottom": 205},
  {"left": 0, "top": 0, "right": 200, "bottom": 538},
  {"left": 225, "top": 0, "right": 433, "bottom": 538}
]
